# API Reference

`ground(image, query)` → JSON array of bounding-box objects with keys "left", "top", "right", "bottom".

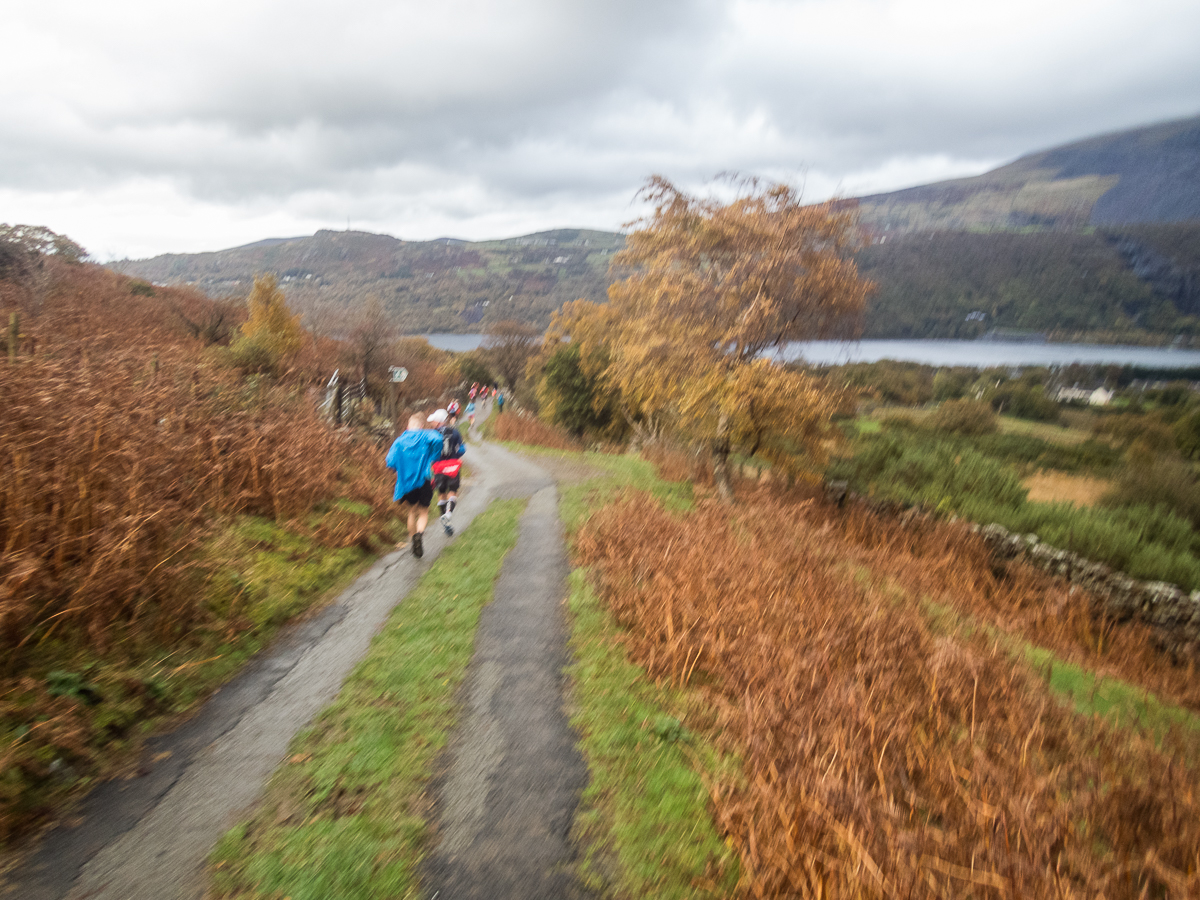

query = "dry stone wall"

[
  {"left": 823, "top": 480, "right": 1200, "bottom": 660},
  {"left": 974, "top": 522, "right": 1200, "bottom": 659}
]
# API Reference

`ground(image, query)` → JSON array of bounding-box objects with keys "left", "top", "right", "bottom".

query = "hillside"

[
  {"left": 858, "top": 114, "right": 1200, "bottom": 234},
  {"left": 858, "top": 225, "right": 1200, "bottom": 340},
  {"left": 118, "top": 228, "right": 623, "bottom": 335},
  {"left": 112, "top": 115, "right": 1200, "bottom": 341}
]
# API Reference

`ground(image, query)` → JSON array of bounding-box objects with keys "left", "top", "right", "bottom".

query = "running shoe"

[
  {"left": 443, "top": 521, "right": 454, "bottom": 536},
  {"left": 412, "top": 532, "right": 423, "bottom": 558}
]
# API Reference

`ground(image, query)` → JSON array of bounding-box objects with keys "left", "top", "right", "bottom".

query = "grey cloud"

[
  {"left": 3, "top": 0, "right": 1199, "bottom": 257},
  {"left": 3, "top": 0, "right": 730, "bottom": 206}
]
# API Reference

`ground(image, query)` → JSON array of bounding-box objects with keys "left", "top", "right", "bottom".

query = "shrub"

[
  {"left": 885, "top": 416, "right": 1122, "bottom": 472},
  {"left": 1102, "top": 456, "right": 1200, "bottom": 528},
  {"left": 932, "top": 367, "right": 973, "bottom": 401},
  {"left": 223, "top": 332, "right": 282, "bottom": 375},
  {"left": 838, "top": 360, "right": 935, "bottom": 405},
  {"left": 1173, "top": 408, "right": 1200, "bottom": 458},
  {"left": 832, "top": 430, "right": 1200, "bottom": 590},
  {"left": 829, "top": 433, "right": 1027, "bottom": 512},
  {"left": 492, "top": 410, "right": 582, "bottom": 451},
  {"left": 1095, "top": 412, "right": 1176, "bottom": 451},
  {"left": 928, "top": 399, "right": 998, "bottom": 435},
  {"left": 991, "top": 384, "right": 1060, "bottom": 422}
]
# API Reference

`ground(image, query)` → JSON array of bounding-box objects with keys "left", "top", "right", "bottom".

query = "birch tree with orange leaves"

[{"left": 549, "top": 176, "right": 872, "bottom": 500}]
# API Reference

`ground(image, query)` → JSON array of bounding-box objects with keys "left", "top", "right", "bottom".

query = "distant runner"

[
  {"left": 466, "top": 400, "right": 476, "bottom": 426},
  {"left": 428, "top": 408, "right": 466, "bottom": 536}
]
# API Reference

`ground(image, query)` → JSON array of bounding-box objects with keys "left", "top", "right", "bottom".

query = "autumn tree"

[
  {"left": 549, "top": 176, "right": 872, "bottom": 499},
  {"left": 0, "top": 224, "right": 87, "bottom": 263},
  {"left": 227, "top": 274, "right": 304, "bottom": 374},
  {"left": 344, "top": 294, "right": 397, "bottom": 397},
  {"left": 483, "top": 319, "right": 541, "bottom": 393},
  {"left": 0, "top": 224, "right": 88, "bottom": 305}
]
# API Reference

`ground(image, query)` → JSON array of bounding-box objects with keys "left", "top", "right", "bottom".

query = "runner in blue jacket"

[{"left": 386, "top": 412, "right": 445, "bottom": 558}]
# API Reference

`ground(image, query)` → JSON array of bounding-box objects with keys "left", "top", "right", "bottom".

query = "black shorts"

[
  {"left": 399, "top": 481, "right": 434, "bottom": 507},
  {"left": 434, "top": 472, "right": 461, "bottom": 493}
]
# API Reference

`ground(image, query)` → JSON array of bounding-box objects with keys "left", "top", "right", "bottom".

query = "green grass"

[
  {"left": 489, "top": 442, "right": 695, "bottom": 523},
  {"left": 207, "top": 499, "right": 525, "bottom": 900},
  {"left": 545, "top": 448, "right": 736, "bottom": 898},
  {"left": 922, "top": 599, "right": 1200, "bottom": 752},
  {"left": 565, "top": 452, "right": 694, "bottom": 522},
  {"left": 1024, "top": 645, "right": 1200, "bottom": 746},
  {"left": 997, "top": 413, "right": 1096, "bottom": 446},
  {"left": 565, "top": 572, "right": 739, "bottom": 899},
  {"left": 205, "top": 516, "right": 379, "bottom": 630}
]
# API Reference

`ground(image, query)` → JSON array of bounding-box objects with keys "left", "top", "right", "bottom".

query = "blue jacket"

[{"left": 385, "top": 429, "right": 445, "bottom": 501}]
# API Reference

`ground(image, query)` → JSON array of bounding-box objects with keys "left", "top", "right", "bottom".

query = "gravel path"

[{"left": 2, "top": 420, "right": 591, "bottom": 900}]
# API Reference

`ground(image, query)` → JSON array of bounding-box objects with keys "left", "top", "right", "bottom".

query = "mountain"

[
  {"left": 116, "top": 228, "right": 624, "bottom": 334},
  {"left": 858, "top": 114, "right": 1200, "bottom": 234},
  {"left": 114, "top": 115, "right": 1200, "bottom": 342},
  {"left": 850, "top": 115, "right": 1200, "bottom": 340}
]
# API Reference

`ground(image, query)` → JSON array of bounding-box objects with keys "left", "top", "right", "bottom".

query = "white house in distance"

[{"left": 1054, "top": 385, "right": 1114, "bottom": 406}]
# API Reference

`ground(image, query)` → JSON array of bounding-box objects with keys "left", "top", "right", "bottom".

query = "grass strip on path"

[{"left": 207, "top": 498, "right": 525, "bottom": 900}]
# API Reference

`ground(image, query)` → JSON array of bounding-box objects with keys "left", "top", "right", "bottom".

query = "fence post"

[{"left": 334, "top": 380, "right": 344, "bottom": 427}]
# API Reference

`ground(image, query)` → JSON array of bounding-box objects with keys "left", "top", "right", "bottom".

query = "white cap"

[{"left": 428, "top": 409, "right": 449, "bottom": 424}]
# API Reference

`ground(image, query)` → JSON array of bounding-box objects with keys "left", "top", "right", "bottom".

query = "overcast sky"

[{"left": 3, "top": 0, "right": 1198, "bottom": 260}]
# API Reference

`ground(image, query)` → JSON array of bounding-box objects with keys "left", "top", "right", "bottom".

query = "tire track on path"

[{"left": 420, "top": 483, "right": 594, "bottom": 900}]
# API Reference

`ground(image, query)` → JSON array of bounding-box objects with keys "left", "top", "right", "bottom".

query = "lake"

[{"left": 421, "top": 334, "right": 1200, "bottom": 370}]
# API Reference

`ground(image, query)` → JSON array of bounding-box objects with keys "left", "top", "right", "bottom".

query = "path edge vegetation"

[
  {"left": 558, "top": 452, "right": 741, "bottom": 899},
  {"left": 516, "top": 432, "right": 1200, "bottom": 895},
  {"left": 0, "top": 506, "right": 397, "bottom": 851}
]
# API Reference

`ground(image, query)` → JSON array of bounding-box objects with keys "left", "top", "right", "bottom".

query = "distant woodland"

[{"left": 858, "top": 223, "right": 1200, "bottom": 341}]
